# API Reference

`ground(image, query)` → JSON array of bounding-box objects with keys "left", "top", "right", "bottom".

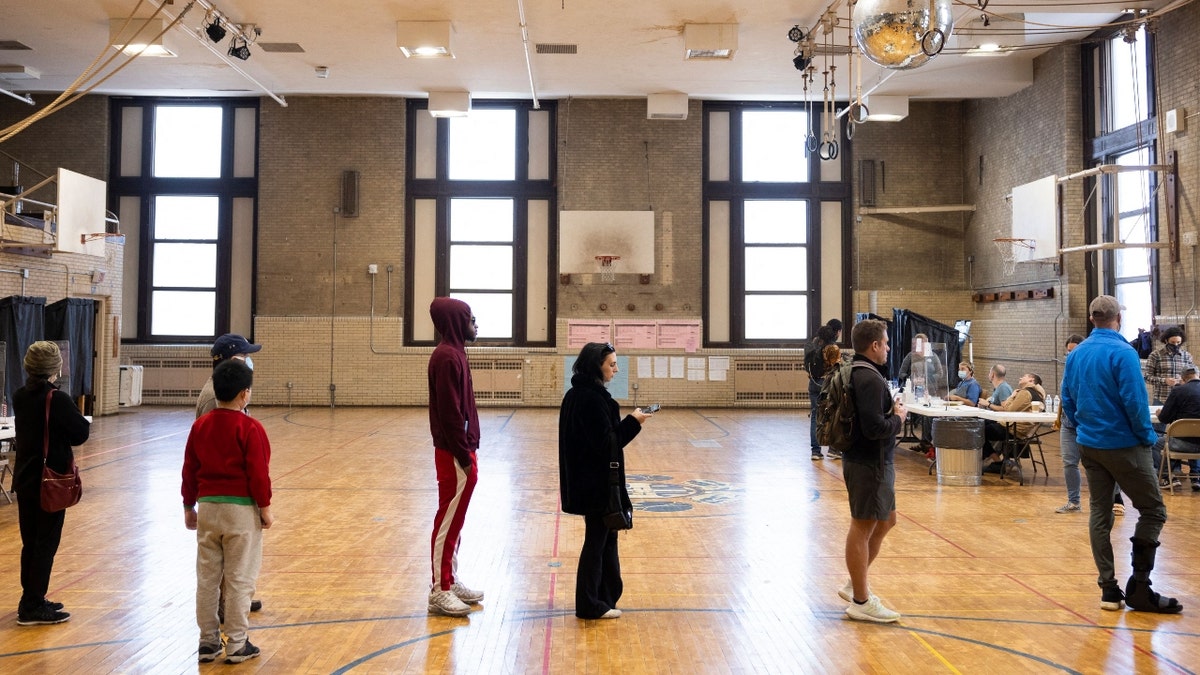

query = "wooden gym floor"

[{"left": 1, "top": 405, "right": 1199, "bottom": 674}]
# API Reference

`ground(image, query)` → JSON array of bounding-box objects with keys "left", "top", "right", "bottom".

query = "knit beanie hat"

[{"left": 24, "top": 340, "right": 62, "bottom": 377}]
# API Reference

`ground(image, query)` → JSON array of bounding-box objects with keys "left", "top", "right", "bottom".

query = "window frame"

[
  {"left": 702, "top": 101, "right": 851, "bottom": 348},
  {"left": 109, "top": 97, "right": 259, "bottom": 343},
  {"left": 1081, "top": 23, "right": 1158, "bottom": 329},
  {"left": 404, "top": 99, "right": 557, "bottom": 346}
]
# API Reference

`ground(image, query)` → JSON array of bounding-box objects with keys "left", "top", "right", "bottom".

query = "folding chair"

[
  {"left": 1001, "top": 426, "right": 1050, "bottom": 486},
  {"left": 1160, "top": 419, "right": 1200, "bottom": 495}
]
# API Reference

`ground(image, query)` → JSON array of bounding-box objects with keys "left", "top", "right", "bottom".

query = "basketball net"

[
  {"left": 993, "top": 238, "right": 1035, "bottom": 276},
  {"left": 595, "top": 255, "right": 620, "bottom": 283}
]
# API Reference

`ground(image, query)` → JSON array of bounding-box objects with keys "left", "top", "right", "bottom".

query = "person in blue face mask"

[
  {"left": 1144, "top": 326, "right": 1194, "bottom": 406},
  {"left": 947, "top": 361, "right": 982, "bottom": 405}
]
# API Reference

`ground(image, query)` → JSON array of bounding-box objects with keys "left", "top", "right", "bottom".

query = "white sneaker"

[
  {"left": 428, "top": 589, "right": 471, "bottom": 617},
  {"left": 599, "top": 608, "right": 621, "bottom": 619},
  {"left": 450, "top": 581, "right": 484, "bottom": 605},
  {"left": 845, "top": 596, "right": 900, "bottom": 623},
  {"left": 838, "top": 579, "right": 874, "bottom": 603}
]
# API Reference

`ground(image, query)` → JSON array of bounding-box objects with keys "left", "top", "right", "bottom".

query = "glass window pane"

[
  {"left": 745, "top": 247, "right": 806, "bottom": 291},
  {"left": 745, "top": 294, "right": 807, "bottom": 339},
  {"left": 1115, "top": 282, "right": 1151, "bottom": 341},
  {"left": 1109, "top": 28, "right": 1148, "bottom": 131},
  {"left": 451, "top": 199, "right": 514, "bottom": 242},
  {"left": 450, "top": 245, "right": 513, "bottom": 289},
  {"left": 1114, "top": 244, "right": 1151, "bottom": 279},
  {"left": 451, "top": 292, "right": 512, "bottom": 339},
  {"left": 744, "top": 200, "right": 806, "bottom": 243},
  {"left": 155, "top": 195, "right": 219, "bottom": 239},
  {"left": 154, "top": 243, "right": 217, "bottom": 287},
  {"left": 1115, "top": 149, "right": 1150, "bottom": 213},
  {"left": 151, "top": 290, "right": 215, "bottom": 336},
  {"left": 449, "top": 110, "right": 516, "bottom": 180},
  {"left": 154, "top": 106, "right": 222, "bottom": 178},
  {"left": 742, "top": 110, "right": 808, "bottom": 182},
  {"left": 1117, "top": 214, "right": 1150, "bottom": 245}
]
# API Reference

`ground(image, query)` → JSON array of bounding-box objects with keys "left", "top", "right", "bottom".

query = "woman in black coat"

[
  {"left": 558, "top": 342, "right": 651, "bottom": 619},
  {"left": 13, "top": 341, "right": 90, "bottom": 625}
]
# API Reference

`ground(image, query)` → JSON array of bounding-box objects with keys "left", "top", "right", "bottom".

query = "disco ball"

[{"left": 853, "top": 0, "right": 954, "bottom": 70}]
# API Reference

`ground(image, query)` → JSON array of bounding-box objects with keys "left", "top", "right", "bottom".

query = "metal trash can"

[{"left": 932, "top": 417, "right": 985, "bottom": 486}]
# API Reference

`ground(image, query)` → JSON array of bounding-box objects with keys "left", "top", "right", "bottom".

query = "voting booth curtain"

[
  {"left": 0, "top": 296, "right": 96, "bottom": 405},
  {"left": 890, "top": 309, "right": 963, "bottom": 389}
]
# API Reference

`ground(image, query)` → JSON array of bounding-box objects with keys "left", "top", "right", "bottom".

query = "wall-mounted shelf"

[{"left": 859, "top": 204, "right": 976, "bottom": 215}]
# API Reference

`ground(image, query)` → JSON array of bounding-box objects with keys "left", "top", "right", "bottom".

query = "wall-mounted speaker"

[{"left": 340, "top": 170, "right": 360, "bottom": 218}]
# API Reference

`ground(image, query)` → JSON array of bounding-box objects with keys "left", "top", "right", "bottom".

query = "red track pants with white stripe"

[{"left": 430, "top": 448, "right": 478, "bottom": 591}]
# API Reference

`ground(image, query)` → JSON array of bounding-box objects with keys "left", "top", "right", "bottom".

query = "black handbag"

[{"left": 602, "top": 438, "right": 632, "bottom": 531}]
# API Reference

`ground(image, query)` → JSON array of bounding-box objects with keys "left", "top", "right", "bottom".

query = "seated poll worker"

[
  {"left": 981, "top": 373, "right": 1047, "bottom": 468},
  {"left": 1152, "top": 365, "right": 1200, "bottom": 490},
  {"left": 977, "top": 364, "right": 1013, "bottom": 409},
  {"left": 946, "top": 361, "right": 981, "bottom": 405}
]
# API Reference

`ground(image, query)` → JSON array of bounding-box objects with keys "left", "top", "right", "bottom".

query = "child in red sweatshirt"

[{"left": 182, "top": 359, "right": 273, "bottom": 664}]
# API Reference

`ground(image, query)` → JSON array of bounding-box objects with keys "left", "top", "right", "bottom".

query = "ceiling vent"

[
  {"left": 647, "top": 93, "right": 688, "bottom": 120},
  {"left": 258, "top": 42, "right": 305, "bottom": 53},
  {"left": 684, "top": 23, "right": 738, "bottom": 60},
  {"left": 535, "top": 43, "right": 578, "bottom": 55}
]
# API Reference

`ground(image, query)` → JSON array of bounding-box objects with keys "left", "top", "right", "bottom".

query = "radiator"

[
  {"left": 733, "top": 360, "right": 809, "bottom": 403},
  {"left": 126, "top": 357, "right": 211, "bottom": 404},
  {"left": 470, "top": 359, "right": 524, "bottom": 402}
]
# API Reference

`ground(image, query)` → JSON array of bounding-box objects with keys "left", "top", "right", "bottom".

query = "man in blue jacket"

[{"left": 1061, "top": 295, "right": 1181, "bottom": 614}]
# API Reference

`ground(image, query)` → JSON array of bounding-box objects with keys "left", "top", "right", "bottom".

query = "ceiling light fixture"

[
  {"left": 204, "top": 14, "right": 227, "bottom": 43},
  {"left": 427, "top": 91, "right": 471, "bottom": 117},
  {"left": 864, "top": 95, "right": 909, "bottom": 122},
  {"left": 683, "top": 23, "right": 738, "bottom": 60},
  {"left": 397, "top": 21, "right": 454, "bottom": 58},
  {"left": 109, "top": 18, "right": 177, "bottom": 57},
  {"left": 228, "top": 35, "right": 251, "bottom": 60}
]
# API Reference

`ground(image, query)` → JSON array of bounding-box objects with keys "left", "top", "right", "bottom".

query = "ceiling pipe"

[
  {"left": 0, "top": 87, "right": 34, "bottom": 105},
  {"left": 515, "top": 0, "right": 540, "bottom": 109}
]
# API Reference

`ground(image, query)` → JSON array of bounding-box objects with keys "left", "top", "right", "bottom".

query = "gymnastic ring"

[
  {"left": 845, "top": 118, "right": 856, "bottom": 140},
  {"left": 806, "top": 132, "right": 820, "bottom": 154},
  {"left": 847, "top": 102, "right": 869, "bottom": 124},
  {"left": 820, "top": 140, "right": 839, "bottom": 161},
  {"left": 921, "top": 28, "right": 946, "bottom": 56}
]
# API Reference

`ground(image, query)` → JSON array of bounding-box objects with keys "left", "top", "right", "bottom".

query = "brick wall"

[{"left": 0, "top": 98, "right": 123, "bottom": 414}]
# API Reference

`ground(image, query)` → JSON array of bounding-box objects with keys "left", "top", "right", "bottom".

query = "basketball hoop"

[
  {"left": 595, "top": 255, "right": 621, "bottom": 283},
  {"left": 993, "top": 238, "right": 1036, "bottom": 275},
  {"left": 80, "top": 232, "right": 126, "bottom": 244}
]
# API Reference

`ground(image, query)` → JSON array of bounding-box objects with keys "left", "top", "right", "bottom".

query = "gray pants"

[{"left": 1079, "top": 444, "right": 1166, "bottom": 588}]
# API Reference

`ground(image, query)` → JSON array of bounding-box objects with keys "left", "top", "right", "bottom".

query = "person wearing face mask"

[
  {"left": 196, "top": 334, "right": 263, "bottom": 418},
  {"left": 195, "top": 333, "right": 265, "bottom": 618},
  {"left": 1144, "top": 327, "right": 1194, "bottom": 406},
  {"left": 946, "top": 361, "right": 981, "bottom": 405}
]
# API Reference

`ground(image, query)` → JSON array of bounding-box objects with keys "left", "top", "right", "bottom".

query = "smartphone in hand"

[{"left": 641, "top": 403, "right": 661, "bottom": 414}]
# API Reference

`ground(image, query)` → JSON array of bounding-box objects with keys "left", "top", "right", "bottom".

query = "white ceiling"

[{"left": 0, "top": 1, "right": 1168, "bottom": 107}]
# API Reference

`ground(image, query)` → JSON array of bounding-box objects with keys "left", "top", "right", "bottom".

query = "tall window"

[
  {"left": 405, "top": 101, "right": 555, "bottom": 345},
  {"left": 704, "top": 103, "right": 848, "bottom": 346},
  {"left": 1085, "top": 24, "right": 1156, "bottom": 339},
  {"left": 110, "top": 99, "right": 258, "bottom": 342}
]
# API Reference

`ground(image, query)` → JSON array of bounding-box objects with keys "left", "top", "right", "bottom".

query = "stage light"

[
  {"left": 205, "top": 17, "right": 227, "bottom": 43},
  {"left": 228, "top": 36, "right": 251, "bottom": 61}
]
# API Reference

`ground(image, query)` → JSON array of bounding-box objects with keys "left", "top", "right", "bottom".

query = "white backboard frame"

[
  {"left": 56, "top": 168, "right": 107, "bottom": 257},
  {"left": 1010, "top": 175, "right": 1058, "bottom": 262}
]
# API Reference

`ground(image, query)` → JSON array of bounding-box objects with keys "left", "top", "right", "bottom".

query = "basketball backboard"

[
  {"left": 1009, "top": 175, "right": 1058, "bottom": 262},
  {"left": 559, "top": 210, "right": 655, "bottom": 274}
]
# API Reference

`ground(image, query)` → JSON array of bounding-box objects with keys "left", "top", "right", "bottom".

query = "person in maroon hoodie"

[{"left": 427, "top": 297, "right": 485, "bottom": 617}]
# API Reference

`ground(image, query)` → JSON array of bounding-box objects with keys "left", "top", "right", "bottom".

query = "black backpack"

[{"left": 805, "top": 338, "right": 827, "bottom": 381}]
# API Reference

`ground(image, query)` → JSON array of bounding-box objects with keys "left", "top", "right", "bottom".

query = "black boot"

[{"left": 1124, "top": 538, "right": 1183, "bottom": 614}]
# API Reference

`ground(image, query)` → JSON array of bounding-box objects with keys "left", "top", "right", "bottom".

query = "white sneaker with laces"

[
  {"left": 845, "top": 596, "right": 900, "bottom": 623},
  {"left": 1055, "top": 502, "right": 1081, "bottom": 514},
  {"left": 450, "top": 581, "right": 484, "bottom": 605},
  {"left": 838, "top": 579, "right": 874, "bottom": 603},
  {"left": 428, "top": 589, "right": 472, "bottom": 617}
]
